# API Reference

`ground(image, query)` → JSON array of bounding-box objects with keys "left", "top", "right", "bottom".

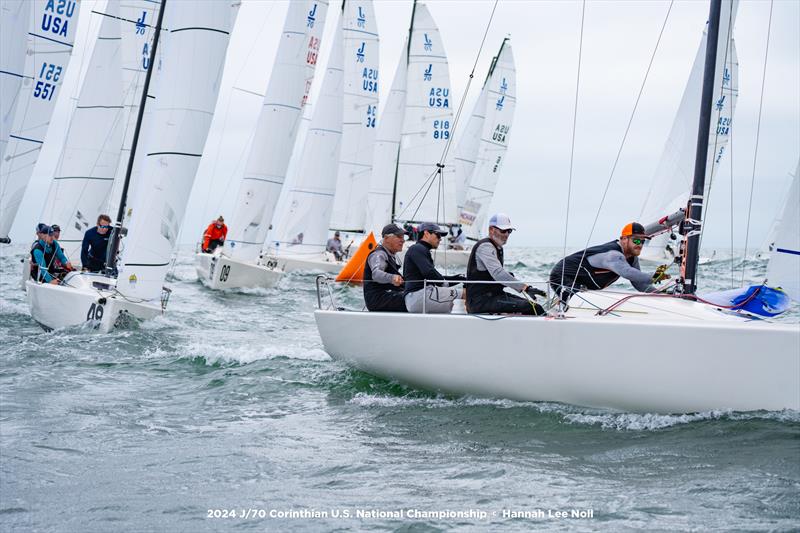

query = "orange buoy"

[{"left": 335, "top": 232, "right": 377, "bottom": 283}]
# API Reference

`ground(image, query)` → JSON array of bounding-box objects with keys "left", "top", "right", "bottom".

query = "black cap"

[
  {"left": 36, "top": 223, "right": 50, "bottom": 234},
  {"left": 51, "top": 224, "right": 61, "bottom": 232},
  {"left": 381, "top": 223, "right": 407, "bottom": 237},
  {"left": 418, "top": 222, "right": 447, "bottom": 236}
]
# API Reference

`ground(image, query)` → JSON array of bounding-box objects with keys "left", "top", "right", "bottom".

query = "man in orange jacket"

[{"left": 202, "top": 216, "right": 227, "bottom": 253}]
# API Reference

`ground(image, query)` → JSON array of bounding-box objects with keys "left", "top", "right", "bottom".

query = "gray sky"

[{"left": 11, "top": 0, "right": 800, "bottom": 251}]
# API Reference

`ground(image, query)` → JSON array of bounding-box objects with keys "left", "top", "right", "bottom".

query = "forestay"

[
  {"left": 639, "top": 0, "right": 738, "bottom": 260},
  {"left": 363, "top": 42, "right": 407, "bottom": 233},
  {"left": 329, "top": 0, "right": 379, "bottom": 233},
  {"left": 460, "top": 40, "right": 516, "bottom": 240},
  {"left": 393, "top": 4, "right": 455, "bottom": 225},
  {"left": 0, "top": 0, "right": 31, "bottom": 163},
  {"left": 40, "top": 1, "right": 124, "bottom": 260},
  {"left": 115, "top": 0, "right": 234, "bottom": 302},
  {"left": 766, "top": 162, "right": 799, "bottom": 301},
  {"left": 226, "top": 1, "right": 328, "bottom": 263},
  {"left": 0, "top": 0, "right": 81, "bottom": 241},
  {"left": 273, "top": 18, "right": 344, "bottom": 254}
]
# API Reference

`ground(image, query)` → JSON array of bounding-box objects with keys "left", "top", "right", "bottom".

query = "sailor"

[
  {"left": 448, "top": 225, "right": 466, "bottom": 250},
  {"left": 81, "top": 214, "right": 112, "bottom": 272},
  {"left": 326, "top": 231, "right": 344, "bottom": 261},
  {"left": 403, "top": 222, "right": 466, "bottom": 313},
  {"left": 30, "top": 225, "right": 71, "bottom": 284},
  {"left": 466, "top": 213, "right": 545, "bottom": 315},
  {"left": 549, "top": 222, "right": 670, "bottom": 300},
  {"left": 363, "top": 224, "right": 408, "bottom": 312},
  {"left": 48, "top": 224, "right": 72, "bottom": 277},
  {"left": 202, "top": 216, "right": 227, "bottom": 253}
]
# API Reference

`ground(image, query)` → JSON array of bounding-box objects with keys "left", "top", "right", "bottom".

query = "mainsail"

[
  {"left": 39, "top": 1, "right": 125, "bottom": 259},
  {"left": 766, "top": 162, "right": 799, "bottom": 301},
  {"left": 0, "top": 0, "right": 31, "bottom": 163},
  {"left": 639, "top": 0, "right": 739, "bottom": 261},
  {"left": 363, "top": 41, "right": 407, "bottom": 233},
  {"left": 392, "top": 3, "right": 455, "bottom": 225},
  {"left": 0, "top": 0, "right": 81, "bottom": 241},
  {"left": 273, "top": 15, "right": 344, "bottom": 253},
  {"left": 328, "top": 1, "right": 379, "bottom": 233},
  {"left": 115, "top": 0, "right": 234, "bottom": 302},
  {"left": 459, "top": 39, "right": 516, "bottom": 240},
  {"left": 226, "top": 0, "right": 328, "bottom": 263}
]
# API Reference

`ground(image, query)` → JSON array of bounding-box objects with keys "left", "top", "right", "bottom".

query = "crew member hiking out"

[
  {"left": 403, "top": 222, "right": 466, "bottom": 313},
  {"left": 549, "top": 222, "right": 670, "bottom": 301},
  {"left": 363, "top": 224, "right": 408, "bottom": 312},
  {"left": 467, "top": 213, "right": 545, "bottom": 315},
  {"left": 202, "top": 216, "right": 227, "bottom": 253}
]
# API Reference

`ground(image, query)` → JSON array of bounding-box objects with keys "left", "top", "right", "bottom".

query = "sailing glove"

[{"left": 525, "top": 286, "right": 547, "bottom": 299}]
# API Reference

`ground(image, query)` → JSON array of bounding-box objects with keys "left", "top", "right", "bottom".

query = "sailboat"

[
  {"left": 195, "top": 0, "right": 329, "bottom": 290},
  {"left": 638, "top": 2, "right": 738, "bottom": 266},
  {"left": 26, "top": 0, "right": 235, "bottom": 332},
  {"left": 0, "top": 0, "right": 82, "bottom": 244},
  {"left": 314, "top": 0, "right": 800, "bottom": 413},
  {"left": 263, "top": 0, "right": 378, "bottom": 274}
]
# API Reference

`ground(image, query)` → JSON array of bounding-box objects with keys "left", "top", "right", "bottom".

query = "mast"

[
  {"left": 390, "top": 0, "right": 417, "bottom": 221},
  {"left": 106, "top": 0, "right": 167, "bottom": 274},
  {"left": 680, "top": 0, "right": 721, "bottom": 295}
]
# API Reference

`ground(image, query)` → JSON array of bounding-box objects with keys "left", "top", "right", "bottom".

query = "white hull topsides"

[
  {"left": 315, "top": 290, "right": 800, "bottom": 413},
  {"left": 262, "top": 251, "right": 344, "bottom": 274},
  {"left": 195, "top": 252, "right": 283, "bottom": 290},
  {"left": 26, "top": 272, "right": 162, "bottom": 333}
]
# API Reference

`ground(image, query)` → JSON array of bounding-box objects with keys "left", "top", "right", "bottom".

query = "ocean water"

[{"left": 1, "top": 245, "right": 798, "bottom": 532}]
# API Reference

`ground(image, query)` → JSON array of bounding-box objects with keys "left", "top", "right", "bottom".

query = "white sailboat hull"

[
  {"left": 26, "top": 273, "right": 161, "bottom": 333},
  {"left": 315, "top": 295, "right": 800, "bottom": 413},
  {"left": 263, "top": 251, "right": 344, "bottom": 274},
  {"left": 195, "top": 252, "right": 283, "bottom": 290}
]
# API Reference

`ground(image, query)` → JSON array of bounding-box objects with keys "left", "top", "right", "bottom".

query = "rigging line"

[
  {"left": 395, "top": 165, "right": 440, "bottom": 220},
  {"left": 560, "top": 0, "right": 587, "bottom": 292},
  {"left": 741, "top": 0, "right": 773, "bottom": 286},
  {"left": 563, "top": 1, "right": 674, "bottom": 297}
]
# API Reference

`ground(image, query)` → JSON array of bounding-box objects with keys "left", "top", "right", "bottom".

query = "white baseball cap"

[{"left": 488, "top": 213, "right": 515, "bottom": 231}]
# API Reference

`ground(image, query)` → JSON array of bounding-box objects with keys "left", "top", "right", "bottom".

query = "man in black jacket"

[
  {"left": 363, "top": 224, "right": 408, "bottom": 312},
  {"left": 81, "top": 214, "right": 112, "bottom": 272},
  {"left": 403, "top": 222, "right": 465, "bottom": 313}
]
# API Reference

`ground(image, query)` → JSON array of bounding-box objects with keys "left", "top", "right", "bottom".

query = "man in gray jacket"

[{"left": 466, "top": 213, "right": 545, "bottom": 315}]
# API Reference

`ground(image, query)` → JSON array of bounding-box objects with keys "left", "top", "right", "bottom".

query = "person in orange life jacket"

[
  {"left": 30, "top": 224, "right": 72, "bottom": 284},
  {"left": 363, "top": 224, "right": 408, "bottom": 312},
  {"left": 549, "top": 222, "right": 670, "bottom": 300},
  {"left": 466, "top": 213, "right": 546, "bottom": 315},
  {"left": 403, "top": 222, "right": 466, "bottom": 313},
  {"left": 202, "top": 216, "right": 227, "bottom": 253}
]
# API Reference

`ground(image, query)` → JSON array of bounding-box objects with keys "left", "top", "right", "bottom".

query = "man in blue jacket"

[
  {"left": 81, "top": 214, "right": 112, "bottom": 272},
  {"left": 403, "top": 222, "right": 466, "bottom": 313}
]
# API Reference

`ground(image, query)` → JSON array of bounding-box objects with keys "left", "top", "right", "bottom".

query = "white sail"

[
  {"left": 106, "top": 0, "right": 163, "bottom": 217},
  {"left": 0, "top": 0, "right": 81, "bottom": 240},
  {"left": 363, "top": 42, "right": 407, "bottom": 233},
  {"left": 115, "top": 0, "right": 234, "bottom": 302},
  {"left": 273, "top": 17, "right": 344, "bottom": 253},
  {"left": 767, "top": 162, "right": 799, "bottom": 301},
  {"left": 461, "top": 40, "right": 516, "bottom": 240},
  {"left": 328, "top": 0, "right": 379, "bottom": 233},
  {"left": 0, "top": 0, "right": 31, "bottom": 163},
  {"left": 393, "top": 3, "right": 455, "bottom": 225},
  {"left": 452, "top": 77, "right": 488, "bottom": 213},
  {"left": 227, "top": 0, "right": 328, "bottom": 263},
  {"left": 40, "top": 1, "right": 124, "bottom": 260},
  {"left": 640, "top": 0, "right": 739, "bottom": 260}
]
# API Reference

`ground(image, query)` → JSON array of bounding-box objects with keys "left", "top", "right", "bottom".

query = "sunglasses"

[
  {"left": 497, "top": 228, "right": 513, "bottom": 235},
  {"left": 631, "top": 237, "right": 647, "bottom": 245}
]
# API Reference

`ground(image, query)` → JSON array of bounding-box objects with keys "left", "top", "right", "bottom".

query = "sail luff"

[{"left": 766, "top": 162, "right": 800, "bottom": 301}]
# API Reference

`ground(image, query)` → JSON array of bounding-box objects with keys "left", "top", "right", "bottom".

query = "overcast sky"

[{"left": 11, "top": 0, "right": 800, "bottom": 251}]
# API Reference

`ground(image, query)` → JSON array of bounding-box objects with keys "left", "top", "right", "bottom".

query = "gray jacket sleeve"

[
  {"left": 587, "top": 250, "right": 654, "bottom": 292},
  {"left": 367, "top": 250, "right": 396, "bottom": 285},
  {"left": 475, "top": 242, "right": 525, "bottom": 291}
]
